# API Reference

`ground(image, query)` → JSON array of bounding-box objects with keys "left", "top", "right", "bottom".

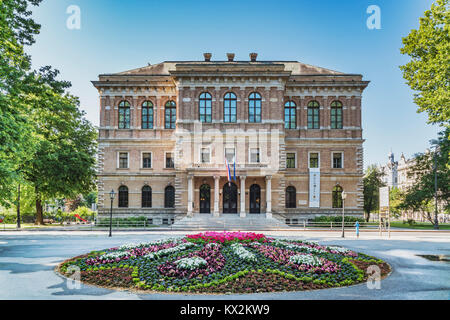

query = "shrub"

[
  {"left": 72, "top": 206, "right": 96, "bottom": 221},
  {"left": 312, "top": 216, "right": 365, "bottom": 223},
  {"left": 96, "top": 216, "right": 147, "bottom": 226}
]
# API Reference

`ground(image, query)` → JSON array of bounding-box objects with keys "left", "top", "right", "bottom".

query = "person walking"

[{"left": 355, "top": 221, "right": 360, "bottom": 238}]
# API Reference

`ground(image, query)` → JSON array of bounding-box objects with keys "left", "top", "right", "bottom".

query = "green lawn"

[{"left": 390, "top": 222, "right": 450, "bottom": 230}]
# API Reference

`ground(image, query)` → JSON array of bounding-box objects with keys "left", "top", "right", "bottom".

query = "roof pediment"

[{"left": 106, "top": 61, "right": 346, "bottom": 77}]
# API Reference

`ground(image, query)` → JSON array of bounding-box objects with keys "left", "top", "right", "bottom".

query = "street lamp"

[
  {"left": 432, "top": 146, "right": 440, "bottom": 230},
  {"left": 341, "top": 190, "right": 347, "bottom": 238},
  {"left": 109, "top": 189, "right": 116, "bottom": 237}
]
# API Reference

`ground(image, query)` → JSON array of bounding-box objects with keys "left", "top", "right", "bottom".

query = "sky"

[{"left": 25, "top": 0, "right": 442, "bottom": 168}]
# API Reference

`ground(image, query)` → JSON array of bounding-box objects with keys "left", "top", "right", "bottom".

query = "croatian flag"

[{"left": 225, "top": 158, "right": 231, "bottom": 182}]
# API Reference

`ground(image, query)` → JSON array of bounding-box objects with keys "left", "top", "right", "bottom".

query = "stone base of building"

[{"left": 97, "top": 209, "right": 364, "bottom": 226}]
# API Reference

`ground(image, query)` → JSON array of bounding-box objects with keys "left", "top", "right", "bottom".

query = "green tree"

[
  {"left": 389, "top": 187, "right": 405, "bottom": 218},
  {"left": 82, "top": 191, "right": 98, "bottom": 209},
  {"left": 21, "top": 67, "right": 97, "bottom": 225},
  {"left": 400, "top": 129, "right": 450, "bottom": 228},
  {"left": 0, "top": 0, "right": 42, "bottom": 205},
  {"left": 363, "top": 165, "right": 385, "bottom": 222},
  {"left": 0, "top": 1, "right": 97, "bottom": 225},
  {"left": 400, "top": 0, "right": 450, "bottom": 125}
]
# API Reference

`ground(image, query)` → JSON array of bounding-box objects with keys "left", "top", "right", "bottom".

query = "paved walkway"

[{"left": 0, "top": 230, "right": 449, "bottom": 300}]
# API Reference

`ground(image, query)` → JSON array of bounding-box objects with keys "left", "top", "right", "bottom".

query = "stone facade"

[
  {"left": 380, "top": 152, "right": 417, "bottom": 190},
  {"left": 92, "top": 53, "right": 369, "bottom": 224}
]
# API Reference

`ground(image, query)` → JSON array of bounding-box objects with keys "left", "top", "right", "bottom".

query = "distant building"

[
  {"left": 380, "top": 152, "right": 416, "bottom": 190},
  {"left": 380, "top": 151, "right": 447, "bottom": 223}
]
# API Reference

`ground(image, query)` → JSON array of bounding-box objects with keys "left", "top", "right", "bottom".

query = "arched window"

[
  {"left": 248, "top": 92, "right": 262, "bottom": 123},
  {"left": 118, "top": 101, "right": 131, "bottom": 129},
  {"left": 224, "top": 92, "right": 237, "bottom": 123},
  {"left": 164, "top": 186, "right": 175, "bottom": 208},
  {"left": 142, "top": 101, "right": 154, "bottom": 129},
  {"left": 118, "top": 186, "right": 129, "bottom": 208},
  {"left": 142, "top": 186, "right": 152, "bottom": 208},
  {"left": 199, "top": 92, "right": 212, "bottom": 123},
  {"left": 165, "top": 100, "right": 176, "bottom": 129},
  {"left": 285, "top": 186, "right": 296, "bottom": 208},
  {"left": 332, "top": 185, "right": 343, "bottom": 208},
  {"left": 284, "top": 101, "right": 296, "bottom": 129},
  {"left": 331, "top": 101, "right": 343, "bottom": 129},
  {"left": 307, "top": 101, "right": 320, "bottom": 129}
]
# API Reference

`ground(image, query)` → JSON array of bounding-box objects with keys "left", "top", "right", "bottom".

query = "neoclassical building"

[{"left": 92, "top": 53, "right": 369, "bottom": 224}]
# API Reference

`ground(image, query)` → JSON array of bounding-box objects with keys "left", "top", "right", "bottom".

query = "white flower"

[
  {"left": 289, "top": 254, "right": 323, "bottom": 267},
  {"left": 327, "top": 246, "right": 350, "bottom": 253},
  {"left": 143, "top": 242, "right": 197, "bottom": 260},
  {"left": 272, "top": 240, "right": 327, "bottom": 254},
  {"left": 118, "top": 238, "right": 181, "bottom": 251},
  {"left": 98, "top": 251, "right": 131, "bottom": 261},
  {"left": 230, "top": 243, "right": 257, "bottom": 262},
  {"left": 174, "top": 256, "right": 207, "bottom": 270}
]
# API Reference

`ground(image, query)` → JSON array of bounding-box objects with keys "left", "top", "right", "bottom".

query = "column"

[
  {"left": 265, "top": 175, "right": 272, "bottom": 219},
  {"left": 187, "top": 175, "right": 193, "bottom": 217},
  {"left": 240, "top": 176, "right": 246, "bottom": 218},
  {"left": 213, "top": 175, "right": 220, "bottom": 217}
]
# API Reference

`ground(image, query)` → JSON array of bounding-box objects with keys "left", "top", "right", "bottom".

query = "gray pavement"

[{"left": 0, "top": 230, "right": 449, "bottom": 300}]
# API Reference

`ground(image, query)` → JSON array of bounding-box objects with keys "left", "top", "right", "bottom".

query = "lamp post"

[
  {"left": 109, "top": 189, "right": 116, "bottom": 237},
  {"left": 432, "top": 146, "right": 439, "bottom": 230},
  {"left": 341, "top": 190, "right": 347, "bottom": 238}
]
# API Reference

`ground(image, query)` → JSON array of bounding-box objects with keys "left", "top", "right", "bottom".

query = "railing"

[{"left": 284, "top": 221, "right": 378, "bottom": 230}]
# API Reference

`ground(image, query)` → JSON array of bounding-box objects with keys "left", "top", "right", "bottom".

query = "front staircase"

[{"left": 170, "top": 214, "right": 289, "bottom": 231}]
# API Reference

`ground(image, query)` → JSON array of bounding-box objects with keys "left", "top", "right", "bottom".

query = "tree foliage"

[
  {"left": 399, "top": 129, "right": 450, "bottom": 226},
  {"left": 0, "top": 0, "right": 42, "bottom": 205},
  {"left": 0, "top": 0, "right": 97, "bottom": 224},
  {"left": 400, "top": 0, "right": 450, "bottom": 125},
  {"left": 389, "top": 187, "right": 405, "bottom": 218},
  {"left": 363, "top": 165, "right": 385, "bottom": 222},
  {"left": 21, "top": 68, "right": 97, "bottom": 224}
]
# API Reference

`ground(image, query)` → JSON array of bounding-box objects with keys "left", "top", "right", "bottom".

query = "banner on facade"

[{"left": 309, "top": 168, "right": 320, "bottom": 208}]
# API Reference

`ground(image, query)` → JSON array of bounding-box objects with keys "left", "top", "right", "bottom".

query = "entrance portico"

[{"left": 187, "top": 174, "right": 272, "bottom": 218}]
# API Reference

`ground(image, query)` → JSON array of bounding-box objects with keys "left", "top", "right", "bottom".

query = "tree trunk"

[
  {"left": 17, "top": 184, "right": 21, "bottom": 228},
  {"left": 424, "top": 211, "right": 434, "bottom": 225},
  {"left": 35, "top": 196, "right": 44, "bottom": 225}
]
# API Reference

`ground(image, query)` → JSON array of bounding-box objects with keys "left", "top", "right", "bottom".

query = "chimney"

[
  {"left": 249, "top": 52, "right": 258, "bottom": 62},
  {"left": 227, "top": 53, "right": 235, "bottom": 62},
  {"left": 203, "top": 53, "right": 212, "bottom": 62}
]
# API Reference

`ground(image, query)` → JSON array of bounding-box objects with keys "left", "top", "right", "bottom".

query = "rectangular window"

[
  {"left": 200, "top": 148, "right": 210, "bottom": 163},
  {"left": 332, "top": 153, "right": 343, "bottom": 169},
  {"left": 286, "top": 153, "right": 296, "bottom": 168},
  {"left": 250, "top": 148, "right": 260, "bottom": 163},
  {"left": 119, "top": 152, "right": 128, "bottom": 169},
  {"left": 142, "top": 153, "right": 152, "bottom": 168},
  {"left": 225, "top": 148, "right": 236, "bottom": 163},
  {"left": 165, "top": 153, "right": 174, "bottom": 169},
  {"left": 309, "top": 152, "right": 319, "bottom": 168}
]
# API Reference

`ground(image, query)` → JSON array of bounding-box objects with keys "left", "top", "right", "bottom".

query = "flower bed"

[{"left": 57, "top": 233, "right": 390, "bottom": 294}]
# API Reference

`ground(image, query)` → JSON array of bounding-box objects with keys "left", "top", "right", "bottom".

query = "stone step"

[{"left": 171, "top": 214, "right": 289, "bottom": 230}]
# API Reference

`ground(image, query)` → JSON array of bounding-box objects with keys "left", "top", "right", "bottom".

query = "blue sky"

[{"left": 26, "top": 0, "right": 441, "bottom": 168}]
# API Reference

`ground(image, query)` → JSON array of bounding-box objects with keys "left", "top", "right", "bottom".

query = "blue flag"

[{"left": 233, "top": 159, "right": 236, "bottom": 181}]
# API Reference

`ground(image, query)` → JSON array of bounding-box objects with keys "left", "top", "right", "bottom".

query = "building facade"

[
  {"left": 92, "top": 53, "right": 369, "bottom": 224},
  {"left": 380, "top": 152, "right": 416, "bottom": 191}
]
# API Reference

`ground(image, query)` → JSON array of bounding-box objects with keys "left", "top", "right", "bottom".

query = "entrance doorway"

[
  {"left": 223, "top": 182, "right": 237, "bottom": 214},
  {"left": 249, "top": 184, "right": 261, "bottom": 214},
  {"left": 199, "top": 184, "right": 211, "bottom": 214}
]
